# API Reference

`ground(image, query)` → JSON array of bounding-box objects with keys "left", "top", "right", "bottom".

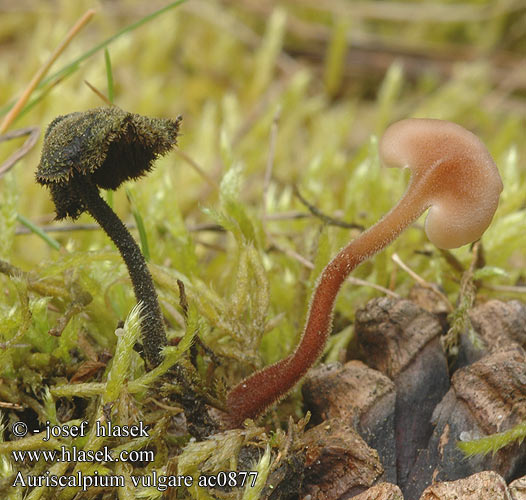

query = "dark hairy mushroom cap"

[{"left": 36, "top": 106, "right": 181, "bottom": 219}]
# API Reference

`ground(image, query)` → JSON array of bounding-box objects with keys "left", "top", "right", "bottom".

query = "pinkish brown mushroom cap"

[{"left": 379, "top": 118, "right": 503, "bottom": 249}]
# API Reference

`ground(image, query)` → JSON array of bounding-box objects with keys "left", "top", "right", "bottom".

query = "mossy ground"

[{"left": 0, "top": 1, "right": 525, "bottom": 499}]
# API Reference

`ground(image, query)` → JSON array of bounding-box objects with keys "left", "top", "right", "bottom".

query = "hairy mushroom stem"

[
  {"left": 75, "top": 177, "right": 166, "bottom": 366},
  {"left": 225, "top": 179, "right": 428, "bottom": 427},
  {"left": 224, "top": 118, "right": 503, "bottom": 428}
]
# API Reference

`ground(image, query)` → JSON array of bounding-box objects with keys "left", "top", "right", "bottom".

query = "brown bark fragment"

[
  {"left": 451, "top": 344, "right": 526, "bottom": 432},
  {"left": 299, "top": 418, "right": 383, "bottom": 500},
  {"left": 354, "top": 297, "right": 443, "bottom": 378},
  {"left": 469, "top": 300, "right": 526, "bottom": 348},
  {"left": 393, "top": 337, "right": 449, "bottom": 489},
  {"left": 300, "top": 297, "right": 526, "bottom": 499},
  {"left": 458, "top": 300, "right": 526, "bottom": 367},
  {"left": 353, "top": 297, "right": 449, "bottom": 491},
  {"left": 419, "top": 471, "right": 508, "bottom": 500},
  {"left": 302, "top": 361, "right": 396, "bottom": 482},
  {"left": 408, "top": 285, "right": 450, "bottom": 316},
  {"left": 302, "top": 361, "right": 395, "bottom": 426},
  {"left": 350, "top": 482, "right": 404, "bottom": 500},
  {"left": 509, "top": 476, "right": 526, "bottom": 500},
  {"left": 260, "top": 452, "right": 305, "bottom": 500},
  {"left": 406, "top": 345, "right": 526, "bottom": 498}
]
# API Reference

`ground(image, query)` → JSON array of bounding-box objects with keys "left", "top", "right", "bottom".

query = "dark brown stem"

[
  {"left": 78, "top": 178, "right": 166, "bottom": 368},
  {"left": 224, "top": 179, "right": 428, "bottom": 427}
]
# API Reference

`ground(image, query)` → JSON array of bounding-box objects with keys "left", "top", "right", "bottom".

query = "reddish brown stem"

[{"left": 224, "top": 178, "right": 429, "bottom": 428}]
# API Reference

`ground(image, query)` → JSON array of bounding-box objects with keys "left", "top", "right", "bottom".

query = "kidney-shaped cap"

[{"left": 379, "top": 118, "right": 503, "bottom": 249}]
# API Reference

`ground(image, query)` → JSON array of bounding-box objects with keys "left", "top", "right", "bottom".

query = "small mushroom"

[
  {"left": 36, "top": 106, "right": 181, "bottom": 368},
  {"left": 224, "top": 118, "right": 503, "bottom": 428}
]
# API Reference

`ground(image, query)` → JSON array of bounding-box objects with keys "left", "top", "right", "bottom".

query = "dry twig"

[{"left": 0, "top": 126, "right": 40, "bottom": 177}]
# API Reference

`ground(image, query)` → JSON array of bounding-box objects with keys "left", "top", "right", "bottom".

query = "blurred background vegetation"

[{"left": 0, "top": 0, "right": 525, "bottom": 497}]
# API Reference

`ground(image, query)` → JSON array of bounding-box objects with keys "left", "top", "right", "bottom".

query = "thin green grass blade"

[
  {"left": 17, "top": 214, "right": 60, "bottom": 250},
  {"left": 126, "top": 187, "right": 150, "bottom": 262},
  {"left": 104, "top": 48, "right": 114, "bottom": 104}
]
